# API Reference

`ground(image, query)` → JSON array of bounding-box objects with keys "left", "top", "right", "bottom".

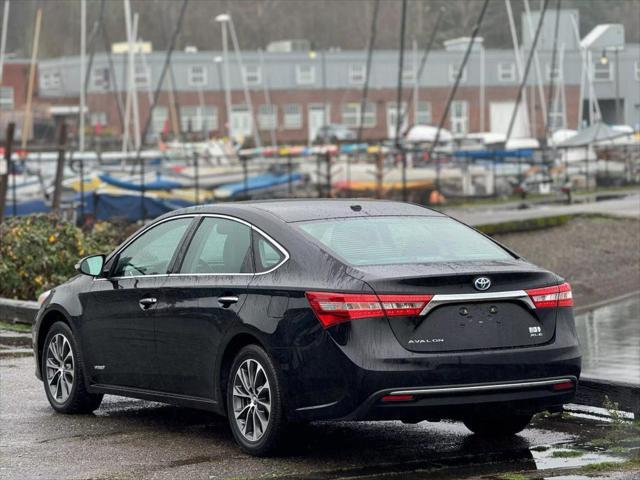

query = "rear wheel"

[
  {"left": 463, "top": 411, "right": 533, "bottom": 437},
  {"left": 42, "top": 322, "right": 103, "bottom": 413},
  {"left": 226, "top": 345, "right": 286, "bottom": 456}
]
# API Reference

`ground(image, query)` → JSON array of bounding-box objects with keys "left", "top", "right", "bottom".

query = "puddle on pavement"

[{"left": 576, "top": 294, "right": 640, "bottom": 385}]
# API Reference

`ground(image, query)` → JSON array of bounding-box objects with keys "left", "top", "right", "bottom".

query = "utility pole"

[
  {"left": 0, "top": 123, "right": 15, "bottom": 223},
  {"left": 79, "top": 0, "right": 86, "bottom": 152},
  {"left": 21, "top": 8, "right": 42, "bottom": 151},
  {"left": 52, "top": 123, "right": 67, "bottom": 214}
]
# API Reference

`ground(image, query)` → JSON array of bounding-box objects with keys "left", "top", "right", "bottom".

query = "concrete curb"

[{"left": 0, "top": 298, "right": 38, "bottom": 325}]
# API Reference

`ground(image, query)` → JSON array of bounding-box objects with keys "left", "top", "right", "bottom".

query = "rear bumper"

[{"left": 341, "top": 376, "right": 578, "bottom": 421}]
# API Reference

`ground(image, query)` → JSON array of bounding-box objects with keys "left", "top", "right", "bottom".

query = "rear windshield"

[{"left": 297, "top": 216, "right": 513, "bottom": 266}]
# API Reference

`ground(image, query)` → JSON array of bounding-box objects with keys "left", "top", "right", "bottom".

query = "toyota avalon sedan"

[{"left": 33, "top": 200, "right": 581, "bottom": 455}]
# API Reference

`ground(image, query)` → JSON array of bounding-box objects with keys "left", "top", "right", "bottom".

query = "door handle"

[
  {"left": 218, "top": 296, "right": 239, "bottom": 307},
  {"left": 139, "top": 297, "right": 158, "bottom": 310}
]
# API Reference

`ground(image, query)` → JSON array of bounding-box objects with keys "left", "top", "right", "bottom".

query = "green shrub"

[{"left": 0, "top": 215, "right": 127, "bottom": 300}]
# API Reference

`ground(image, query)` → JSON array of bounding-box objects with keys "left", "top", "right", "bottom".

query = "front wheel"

[
  {"left": 42, "top": 322, "right": 103, "bottom": 414},
  {"left": 226, "top": 345, "right": 286, "bottom": 456},
  {"left": 463, "top": 411, "right": 533, "bottom": 437}
]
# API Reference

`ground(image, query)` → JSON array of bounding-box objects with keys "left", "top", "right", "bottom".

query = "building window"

[
  {"left": 188, "top": 65, "right": 207, "bottom": 87},
  {"left": 450, "top": 100, "right": 468, "bottom": 135},
  {"left": 498, "top": 62, "right": 516, "bottom": 82},
  {"left": 92, "top": 67, "right": 110, "bottom": 90},
  {"left": 296, "top": 64, "right": 315, "bottom": 85},
  {"left": 283, "top": 104, "right": 302, "bottom": 129},
  {"left": 416, "top": 101, "right": 432, "bottom": 125},
  {"left": 546, "top": 64, "right": 562, "bottom": 82},
  {"left": 181, "top": 106, "right": 218, "bottom": 133},
  {"left": 134, "top": 64, "right": 151, "bottom": 88},
  {"left": 548, "top": 98, "right": 565, "bottom": 130},
  {"left": 592, "top": 61, "right": 612, "bottom": 82},
  {"left": 448, "top": 64, "right": 467, "bottom": 83},
  {"left": 258, "top": 104, "right": 277, "bottom": 130},
  {"left": 402, "top": 64, "right": 415, "bottom": 83},
  {"left": 242, "top": 65, "right": 261, "bottom": 85},
  {"left": 90, "top": 112, "right": 107, "bottom": 127},
  {"left": 40, "top": 70, "right": 61, "bottom": 89},
  {"left": 342, "top": 102, "right": 376, "bottom": 128},
  {"left": 152, "top": 107, "right": 169, "bottom": 136},
  {"left": 0, "top": 87, "right": 14, "bottom": 110},
  {"left": 349, "top": 64, "right": 366, "bottom": 85}
]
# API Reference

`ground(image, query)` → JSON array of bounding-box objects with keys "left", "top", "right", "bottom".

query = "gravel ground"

[{"left": 494, "top": 217, "right": 640, "bottom": 308}]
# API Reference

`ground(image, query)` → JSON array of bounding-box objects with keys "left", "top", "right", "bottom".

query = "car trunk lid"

[{"left": 352, "top": 260, "right": 561, "bottom": 353}]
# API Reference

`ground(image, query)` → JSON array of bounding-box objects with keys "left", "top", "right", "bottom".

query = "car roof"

[{"left": 171, "top": 199, "right": 445, "bottom": 223}]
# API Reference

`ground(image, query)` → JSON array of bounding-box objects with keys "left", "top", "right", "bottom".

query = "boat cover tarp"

[
  {"left": 216, "top": 172, "right": 303, "bottom": 198},
  {"left": 557, "top": 123, "right": 628, "bottom": 147},
  {"left": 454, "top": 149, "right": 534, "bottom": 159},
  {"left": 75, "top": 192, "right": 193, "bottom": 221},
  {"left": 98, "top": 173, "right": 184, "bottom": 191},
  {"left": 3, "top": 199, "right": 50, "bottom": 217}
]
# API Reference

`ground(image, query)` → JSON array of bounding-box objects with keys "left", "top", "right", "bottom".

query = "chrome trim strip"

[
  {"left": 95, "top": 213, "right": 290, "bottom": 281},
  {"left": 389, "top": 377, "right": 575, "bottom": 396},
  {"left": 420, "top": 290, "right": 535, "bottom": 316}
]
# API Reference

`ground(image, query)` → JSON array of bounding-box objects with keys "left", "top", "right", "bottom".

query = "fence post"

[
  {"left": 0, "top": 122, "right": 16, "bottom": 223},
  {"left": 193, "top": 151, "right": 199, "bottom": 205},
  {"left": 52, "top": 122, "right": 67, "bottom": 214},
  {"left": 325, "top": 151, "right": 332, "bottom": 198}
]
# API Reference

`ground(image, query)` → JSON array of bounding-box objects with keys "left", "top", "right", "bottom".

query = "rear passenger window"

[
  {"left": 180, "top": 218, "right": 252, "bottom": 274},
  {"left": 254, "top": 233, "right": 285, "bottom": 273}
]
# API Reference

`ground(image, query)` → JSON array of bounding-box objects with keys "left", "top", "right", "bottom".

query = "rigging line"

[
  {"left": 545, "top": 0, "right": 562, "bottom": 138},
  {"left": 504, "top": 0, "right": 550, "bottom": 145},
  {"left": 427, "top": 0, "right": 490, "bottom": 159},
  {"left": 397, "top": 5, "right": 445, "bottom": 130},
  {"left": 356, "top": 0, "right": 380, "bottom": 145},
  {"left": 394, "top": 0, "right": 408, "bottom": 147}
]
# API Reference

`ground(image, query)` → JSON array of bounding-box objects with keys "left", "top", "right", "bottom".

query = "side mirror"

[{"left": 75, "top": 254, "right": 105, "bottom": 277}]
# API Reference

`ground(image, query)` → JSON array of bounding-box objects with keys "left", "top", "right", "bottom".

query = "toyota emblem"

[{"left": 474, "top": 277, "right": 491, "bottom": 291}]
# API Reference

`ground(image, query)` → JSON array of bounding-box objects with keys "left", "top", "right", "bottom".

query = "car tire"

[
  {"left": 463, "top": 411, "right": 533, "bottom": 437},
  {"left": 42, "top": 321, "right": 103, "bottom": 414},
  {"left": 226, "top": 344, "right": 286, "bottom": 456}
]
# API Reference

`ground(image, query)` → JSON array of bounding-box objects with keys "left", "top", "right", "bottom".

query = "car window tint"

[
  {"left": 255, "top": 233, "right": 285, "bottom": 272},
  {"left": 180, "top": 218, "right": 252, "bottom": 274},
  {"left": 113, "top": 218, "right": 191, "bottom": 277},
  {"left": 298, "top": 216, "right": 513, "bottom": 266}
]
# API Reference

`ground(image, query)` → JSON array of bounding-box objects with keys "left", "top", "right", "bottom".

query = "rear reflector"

[
  {"left": 552, "top": 380, "right": 575, "bottom": 391},
  {"left": 381, "top": 394, "right": 415, "bottom": 403},
  {"left": 526, "top": 282, "right": 573, "bottom": 308},
  {"left": 305, "top": 291, "right": 432, "bottom": 328}
]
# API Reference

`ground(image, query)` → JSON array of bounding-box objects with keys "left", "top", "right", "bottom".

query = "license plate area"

[{"left": 390, "top": 301, "right": 555, "bottom": 353}]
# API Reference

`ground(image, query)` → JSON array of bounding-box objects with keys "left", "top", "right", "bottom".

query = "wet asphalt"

[{"left": 1, "top": 352, "right": 639, "bottom": 480}]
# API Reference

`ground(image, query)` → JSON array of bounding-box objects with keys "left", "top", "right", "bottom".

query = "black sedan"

[{"left": 33, "top": 200, "right": 581, "bottom": 455}]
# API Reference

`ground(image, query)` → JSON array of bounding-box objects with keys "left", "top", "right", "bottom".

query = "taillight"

[
  {"left": 526, "top": 282, "right": 573, "bottom": 308},
  {"left": 305, "top": 291, "right": 432, "bottom": 328}
]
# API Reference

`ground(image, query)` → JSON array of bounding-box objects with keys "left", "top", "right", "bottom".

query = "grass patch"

[
  {"left": 496, "top": 473, "right": 528, "bottom": 480},
  {"left": 580, "top": 451, "right": 640, "bottom": 473},
  {"left": 0, "top": 321, "right": 32, "bottom": 333},
  {"left": 530, "top": 445, "right": 549, "bottom": 452},
  {"left": 551, "top": 449, "right": 584, "bottom": 458}
]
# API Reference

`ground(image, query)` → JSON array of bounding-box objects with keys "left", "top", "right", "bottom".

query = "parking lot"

[{"left": 1, "top": 353, "right": 638, "bottom": 480}]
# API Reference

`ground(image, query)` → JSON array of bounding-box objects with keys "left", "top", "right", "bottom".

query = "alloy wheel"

[
  {"left": 45, "top": 333, "right": 74, "bottom": 404},
  {"left": 232, "top": 358, "right": 271, "bottom": 442}
]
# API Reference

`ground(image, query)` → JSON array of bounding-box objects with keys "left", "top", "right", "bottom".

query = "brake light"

[
  {"left": 305, "top": 291, "right": 432, "bottom": 328},
  {"left": 526, "top": 282, "right": 573, "bottom": 308}
]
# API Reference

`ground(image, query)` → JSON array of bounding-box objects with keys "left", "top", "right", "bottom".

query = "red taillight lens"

[
  {"left": 381, "top": 394, "right": 415, "bottom": 402},
  {"left": 526, "top": 282, "right": 573, "bottom": 308},
  {"left": 305, "top": 292, "right": 432, "bottom": 328},
  {"left": 552, "top": 380, "right": 575, "bottom": 391}
]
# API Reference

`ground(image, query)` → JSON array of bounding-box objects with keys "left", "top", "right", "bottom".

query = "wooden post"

[
  {"left": 21, "top": 8, "right": 42, "bottom": 150},
  {"left": 0, "top": 122, "right": 16, "bottom": 223},
  {"left": 52, "top": 123, "right": 67, "bottom": 214}
]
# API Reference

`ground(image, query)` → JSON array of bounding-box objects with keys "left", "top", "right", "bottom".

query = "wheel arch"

[
  {"left": 217, "top": 331, "right": 266, "bottom": 412},
  {"left": 36, "top": 308, "right": 72, "bottom": 377}
]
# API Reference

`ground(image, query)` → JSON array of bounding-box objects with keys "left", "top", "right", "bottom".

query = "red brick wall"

[
  {"left": 1, "top": 62, "right": 36, "bottom": 110},
  {"left": 83, "top": 84, "right": 581, "bottom": 145}
]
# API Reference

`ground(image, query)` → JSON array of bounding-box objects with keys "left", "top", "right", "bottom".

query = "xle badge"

[{"left": 528, "top": 326, "right": 543, "bottom": 337}]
